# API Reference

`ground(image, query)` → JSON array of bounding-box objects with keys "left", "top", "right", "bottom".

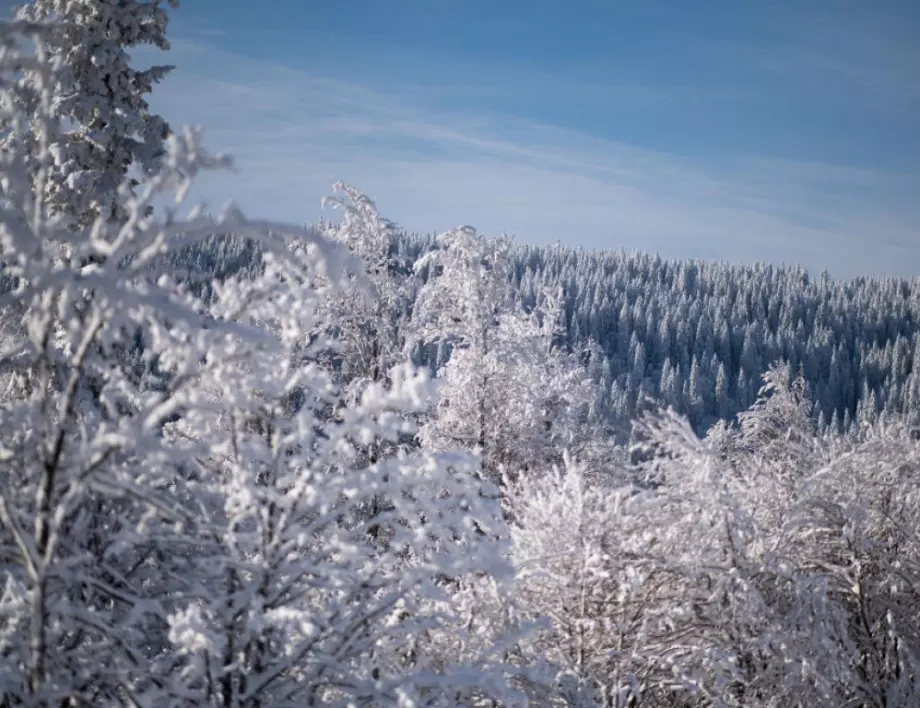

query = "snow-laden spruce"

[
  {"left": 5, "top": 0, "right": 177, "bottom": 228},
  {"left": 0, "top": 22, "right": 522, "bottom": 707}
]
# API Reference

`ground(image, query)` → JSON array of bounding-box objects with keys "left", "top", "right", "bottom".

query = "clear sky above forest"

[{"left": 93, "top": 1, "right": 920, "bottom": 277}]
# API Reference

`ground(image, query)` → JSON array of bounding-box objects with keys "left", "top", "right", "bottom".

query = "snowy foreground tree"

[
  {"left": 5, "top": 0, "right": 178, "bottom": 228},
  {"left": 501, "top": 367, "right": 920, "bottom": 708},
  {"left": 0, "top": 22, "right": 521, "bottom": 707}
]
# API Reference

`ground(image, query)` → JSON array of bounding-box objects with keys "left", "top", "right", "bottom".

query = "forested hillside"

[
  {"left": 281, "top": 228, "right": 920, "bottom": 433},
  {"left": 179, "top": 225, "right": 920, "bottom": 434}
]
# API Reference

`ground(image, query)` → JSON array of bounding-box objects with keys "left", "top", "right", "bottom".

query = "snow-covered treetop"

[{"left": 412, "top": 226, "right": 515, "bottom": 351}]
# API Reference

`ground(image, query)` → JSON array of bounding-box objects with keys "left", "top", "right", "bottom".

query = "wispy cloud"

[
  {"left": 141, "top": 37, "right": 920, "bottom": 279},
  {"left": 719, "top": 3, "right": 920, "bottom": 128}
]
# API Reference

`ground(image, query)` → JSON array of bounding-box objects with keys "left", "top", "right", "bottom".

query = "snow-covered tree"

[
  {"left": 420, "top": 305, "right": 597, "bottom": 479},
  {"left": 412, "top": 226, "right": 513, "bottom": 356},
  {"left": 162, "top": 352, "right": 518, "bottom": 706},
  {"left": 6, "top": 0, "right": 178, "bottom": 228},
  {"left": 719, "top": 362, "right": 817, "bottom": 470},
  {"left": 320, "top": 183, "right": 406, "bottom": 387},
  {"left": 319, "top": 183, "right": 415, "bottom": 451},
  {"left": 411, "top": 228, "right": 513, "bottom": 479},
  {"left": 413, "top": 229, "right": 606, "bottom": 481},
  {"left": 507, "top": 442, "right": 770, "bottom": 708},
  {"left": 631, "top": 394, "right": 920, "bottom": 707},
  {"left": 499, "top": 378, "right": 920, "bottom": 708}
]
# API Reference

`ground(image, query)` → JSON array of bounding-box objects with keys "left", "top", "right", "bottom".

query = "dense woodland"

[{"left": 1, "top": 3, "right": 919, "bottom": 707}]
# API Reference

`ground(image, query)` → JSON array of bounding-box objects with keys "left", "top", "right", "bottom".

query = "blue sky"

[{"left": 138, "top": 0, "right": 919, "bottom": 278}]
